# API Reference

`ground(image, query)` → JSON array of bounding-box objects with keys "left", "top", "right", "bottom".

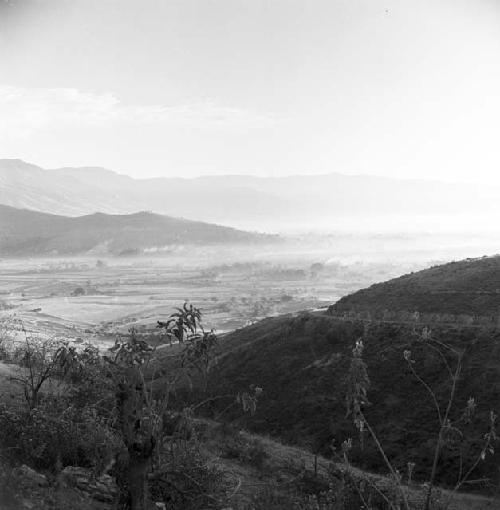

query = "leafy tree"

[
  {"left": 106, "top": 332, "right": 159, "bottom": 510},
  {"left": 157, "top": 302, "right": 202, "bottom": 344},
  {"left": 107, "top": 303, "right": 218, "bottom": 510}
]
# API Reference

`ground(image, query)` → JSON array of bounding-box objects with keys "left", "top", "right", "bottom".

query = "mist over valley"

[{"left": 1, "top": 1, "right": 500, "bottom": 508}]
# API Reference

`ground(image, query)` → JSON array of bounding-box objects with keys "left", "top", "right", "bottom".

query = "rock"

[
  {"left": 14, "top": 465, "right": 49, "bottom": 488},
  {"left": 60, "top": 466, "right": 118, "bottom": 503}
]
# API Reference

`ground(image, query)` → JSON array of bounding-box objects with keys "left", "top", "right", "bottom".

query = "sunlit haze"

[
  {"left": 2, "top": 4, "right": 500, "bottom": 498},
  {"left": 1, "top": 0, "right": 500, "bottom": 182}
]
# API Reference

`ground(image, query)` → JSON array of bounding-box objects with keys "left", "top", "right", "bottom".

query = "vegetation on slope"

[
  {"left": 2, "top": 249, "right": 500, "bottom": 509},
  {"left": 205, "top": 313, "right": 500, "bottom": 490},
  {"left": 0, "top": 205, "right": 276, "bottom": 256},
  {"left": 332, "top": 255, "right": 500, "bottom": 316}
]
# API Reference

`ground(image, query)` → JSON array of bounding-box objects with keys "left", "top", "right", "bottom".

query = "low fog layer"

[{"left": 2, "top": 159, "right": 500, "bottom": 235}]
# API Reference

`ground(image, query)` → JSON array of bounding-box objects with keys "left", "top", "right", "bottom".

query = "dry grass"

[{"left": 197, "top": 418, "right": 500, "bottom": 510}]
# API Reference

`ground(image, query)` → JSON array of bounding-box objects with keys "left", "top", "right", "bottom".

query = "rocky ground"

[{"left": 1, "top": 415, "right": 497, "bottom": 510}]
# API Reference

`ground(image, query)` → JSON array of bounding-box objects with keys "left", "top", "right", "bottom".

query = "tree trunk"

[
  {"left": 128, "top": 454, "right": 151, "bottom": 510},
  {"left": 116, "top": 368, "right": 156, "bottom": 510}
]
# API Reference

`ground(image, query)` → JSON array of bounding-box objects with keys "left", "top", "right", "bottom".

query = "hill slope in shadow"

[
  {"left": 332, "top": 255, "right": 500, "bottom": 317},
  {"left": 200, "top": 258, "right": 500, "bottom": 490},
  {"left": 0, "top": 205, "right": 276, "bottom": 256}
]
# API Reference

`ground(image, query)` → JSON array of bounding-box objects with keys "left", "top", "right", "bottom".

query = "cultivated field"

[
  {"left": 1, "top": 230, "right": 493, "bottom": 349},
  {"left": 0, "top": 242, "right": 431, "bottom": 349}
]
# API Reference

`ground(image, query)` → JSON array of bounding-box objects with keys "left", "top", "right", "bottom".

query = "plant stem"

[
  {"left": 361, "top": 412, "right": 411, "bottom": 510},
  {"left": 423, "top": 354, "right": 462, "bottom": 510}
]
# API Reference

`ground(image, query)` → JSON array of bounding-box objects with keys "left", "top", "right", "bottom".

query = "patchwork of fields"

[
  {"left": 2, "top": 229, "right": 491, "bottom": 348},
  {"left": 0, "top": 248, "right": 425, "bottom": 348}
]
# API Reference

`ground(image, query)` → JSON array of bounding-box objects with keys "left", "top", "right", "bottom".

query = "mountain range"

[
  {"left": 2, "top": 159, "right": 500, "bottom": 232},
  {"left": 0, "top": 205, "right": 275, "bottom": 256}
]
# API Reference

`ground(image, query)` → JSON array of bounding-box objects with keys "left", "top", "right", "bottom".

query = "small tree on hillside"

[
  {"left": 157, "top": 302, "right": 202, "bottom": 344},
  {"left": 12, "top": 329, "right": 70, "bottom": 410},
  {"left": 345, "top": 338, "right": 411, "bottom": 510},
  {"left": 108, "top": 303, "right": 218, "bottom": 510},
  {"left": 344, "top": 326, "right": 498, "bottom": 510},
  {"left": 403, "top": 327, "right": 498, "bottom": 509},
  {"left": 106, "top": 331, "right": 160, "bottom": 510}
]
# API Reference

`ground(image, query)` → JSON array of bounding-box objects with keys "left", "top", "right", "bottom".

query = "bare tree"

[{"left": 12, "top": 329, "right": 68, "bottom": 410}]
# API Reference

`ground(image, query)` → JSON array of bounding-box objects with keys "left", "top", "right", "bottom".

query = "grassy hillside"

[
  {"left": 0, "top": 205, "right": 276, "bottom": 256},
  {"left": 203, "top": 312, "right": 500, "bottom": 490},
  {"left": 332, "top": 256, "right": 500, "bottom": 317}
]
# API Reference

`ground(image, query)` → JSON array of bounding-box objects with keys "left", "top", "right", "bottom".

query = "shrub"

[
  {"left": 238, "top": 438, "right": 269, "bottom": 469},
  {"left": 149, "top": 443, "right": 226, "bottom": 510},
  {"left": 0, "top": 398, "right": 121, "bottom": 474},
  {"left": 249, "top": 483, "right": 337, "bottom": 510},
  {"left": 220, "top": 431, "right": 269, "bottom": 470},
  {"left": 0, "top": 318, "right": 17, "bottom": 361}
]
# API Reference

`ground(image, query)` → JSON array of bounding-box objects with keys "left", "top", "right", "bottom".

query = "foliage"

[
  {"left": 0, "top": 399, "right": 121, "bottom": 473},
  {"left": 57, "top": 342, "right": 102, "bottom": 383},
  {"left": 150, "top": 442, "right": 226, "bottom": 510},
  {"left": 205, "top": 314, "right": 500, "bottom": 490},
  {"left": 345, "top": 338, "right": 370, "bottom": 447},
  {"left": 401, "top": 329, "right": 498, "bottom": 508},
  {"left": 333, "top": 255, "right": 500, "bottom": 317},
  {"left": 0, "top": 303, "right": 253, "bottom": 510},
  {"left": 10, "top": 332, "right": 71, "bottom": 410},
  {"left": 220, "top": 432, "right": 269, "bottom": 470},
  {"left": 106, "top": 303, "right": 221, "bottom": 510},
  {"left": 344, "top": 338, "right": 411, "bottom": 510},
  {"left": 248, "top": 481, "right": 337, "bottom": 510},
  {"left": 339, "top": 325, "right": 499, "bottom": 509},
  {"left": 157, "top": 302, "right": 203, "bottom": 344},
  {"left": 0, "top": 317, "right": 16, "bottom": 360}
]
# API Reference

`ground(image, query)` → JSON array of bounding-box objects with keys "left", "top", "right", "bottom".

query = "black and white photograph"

[{"left": 0, "top": 1, "right": 499, "bottom": 508}]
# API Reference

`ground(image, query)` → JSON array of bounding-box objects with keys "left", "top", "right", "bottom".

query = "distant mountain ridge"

[
  {"left": 0, "top": 204, "right": 275, "bottom": 256},
  {"left": 2, "top": 159, "right": 500, "bottom": 232}
]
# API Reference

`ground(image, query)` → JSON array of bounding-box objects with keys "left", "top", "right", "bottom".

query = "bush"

[
  {"left": 0, "top": 318, "right": 18, "bottom": 361},
  {"left": 150, "top": 443, "right": 226, "bottom": 510},
  {"left": 0, "top": 398, "right": 121, "bottom": 474},
  {"left": 249, "top": 483, "right": 337, "bottom": 510},
  {"left": 220, "top": 432, "right": 269, "bottom": 470},
  {"left": 238, "top": 438, "right": 269, "bottom": 469}
]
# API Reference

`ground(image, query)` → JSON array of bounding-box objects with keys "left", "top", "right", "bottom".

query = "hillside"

[
  {"left": 203, "top": 313, "right": 500, "bottom": 491},
  {"left": 197, "top": 260, "right": 500, "bottom": 490},
  {"left": 0, "top": 205, "right": 275, "bottom": 256},
  {"left": 2, "top": 159, "right": 500, "bottom": 231},
  {"left": 332, "top": 255, "right": 500, "bottom": 317}
]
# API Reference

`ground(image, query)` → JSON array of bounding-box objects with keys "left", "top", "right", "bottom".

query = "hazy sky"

[{"left": 1, "top": 0, "right": 500, "bottom": 181}]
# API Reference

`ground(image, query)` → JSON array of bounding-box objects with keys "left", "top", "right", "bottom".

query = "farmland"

[
  {"left": 1, "top": 228, "right": 497, "bottom": 349},
  {"left": 0, "top": 244, "right": 430, "bottom": 348}
]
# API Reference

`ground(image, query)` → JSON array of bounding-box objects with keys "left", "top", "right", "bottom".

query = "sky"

[{"left": 1, "top": 0, "right": 500, "bottom": 181}]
